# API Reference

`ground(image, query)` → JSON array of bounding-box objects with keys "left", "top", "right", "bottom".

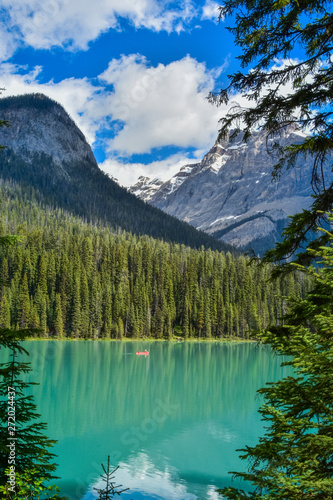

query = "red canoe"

[{"left": 136, "top": 350, "right": 149, "bottom": 356}]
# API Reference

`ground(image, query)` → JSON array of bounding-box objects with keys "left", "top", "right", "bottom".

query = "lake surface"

[{"left": 18, "top": 341, "right": 291, "bottom": 500}]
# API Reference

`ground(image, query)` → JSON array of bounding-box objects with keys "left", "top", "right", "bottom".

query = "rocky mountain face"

[
  {"left": 129, "top": 176, "right": 164, "bottom": 202},
  {"left": 130, "top": 127, "right": 319, "bottom": 255},
  {"left": 0, "top": 93, "right": 230, "bottom": 252},
  {"left": 0, "top": 93, "right": 96, "bottom": 168}
]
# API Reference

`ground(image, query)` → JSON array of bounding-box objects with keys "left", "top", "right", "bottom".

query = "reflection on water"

[
  {"left": 16, "top": 341, "right": 291, "bottom": 499},
  {"left": 83, "top": 453, "right": 197, "bottom": 500}
]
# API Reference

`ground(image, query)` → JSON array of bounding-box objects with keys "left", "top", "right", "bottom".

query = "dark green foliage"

[
  {"left": 0, "top": 330, "right": 66, "bottom": 499},
  {"left": 0, "top": 93, "right": 66, "bottom": 113},
  {"left": 0, "top": 148, "right": 231, "bottom": 252},
  {"left": 0, "top": 214, "right": 66, "bottom": 500},
  {"left": 0, "top": 345, "right": 58, "bottom": 482},
  {"left": 0, "top": 230, "right": 63, "bottom": 497},
  {"left": 211, "top": 0, "right": 333, "bottom": 266},
  {"left": 219, "top": 222, "right": 333, "bottom": 499},
  {"left": 0, "top": 179, "right": 310, "bottom": 339}
]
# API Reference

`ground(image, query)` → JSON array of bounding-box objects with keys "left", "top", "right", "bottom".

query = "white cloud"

[
  {"left": 201, "top": 1, "right": 220, "bottom": 21},
  {"left": 0, "top": 56, "right": 237, "bottom": 185},
  {"left": 0, "top": 64, "right": 108, "bottom": 144},
  {"left": 0, "top": 0, "right": 199, "bottom": 61},
  {"left": 100, "top": 54, "right": 222, "bottom": 155},
  {"left": 0, "top": 56, "right": 224, "bottom": 155},
  {"left": 99, "top": 153, "right": 202, "bottom": 187},
  {"left": 0, "top": 27, "right": 19, "bottom": 63},
  {"left": 0, "top": 58, "right": 310, "bottom": 188}
]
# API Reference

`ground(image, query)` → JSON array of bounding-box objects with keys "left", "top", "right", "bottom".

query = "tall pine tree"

[{"left": 220, "top": 220, "right": 333, "bottom": 499}]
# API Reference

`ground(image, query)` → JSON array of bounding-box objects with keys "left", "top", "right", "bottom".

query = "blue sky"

[{"left": 0, "top": 1, "right": 247, "bottom": 185}]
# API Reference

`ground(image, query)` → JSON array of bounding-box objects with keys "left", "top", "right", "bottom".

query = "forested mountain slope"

[
  {"left": 0, "top": 93, "right": 229, "bottom": 252},
  {"left": 0, "top": 180, "right": 311, "bottom": 339}
]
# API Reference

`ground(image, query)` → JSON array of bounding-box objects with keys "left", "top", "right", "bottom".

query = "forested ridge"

[
  {"left": 0, "top": 94, "right": 231, "bottom": 253},
  {"left": 0, "top": 179, "right": 311, "bottom": 339}
]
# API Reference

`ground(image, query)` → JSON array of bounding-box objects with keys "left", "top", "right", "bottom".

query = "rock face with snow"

[
  {"left": 129, "top": 176, "right": 164, "bottom": 202},
  {"left": 130, "top": 127, "right": 320, "bottom": 255}
]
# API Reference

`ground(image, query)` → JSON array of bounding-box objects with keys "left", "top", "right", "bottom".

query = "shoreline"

[{"left": 24, "top": 336, "right": 255, "bottom": 343}]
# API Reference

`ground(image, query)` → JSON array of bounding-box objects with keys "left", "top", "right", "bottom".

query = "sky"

[{"left": 0, "top": 0, "right": 246, "bottom": 186}]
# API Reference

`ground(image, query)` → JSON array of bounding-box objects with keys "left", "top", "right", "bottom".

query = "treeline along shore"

[{"left": 0, "top": 180, "right": 311, "bottom": 339}]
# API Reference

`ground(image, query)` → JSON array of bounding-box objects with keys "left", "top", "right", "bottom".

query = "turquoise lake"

[{"left": 17, "top": 341, "right": 291, "bottom": 499}]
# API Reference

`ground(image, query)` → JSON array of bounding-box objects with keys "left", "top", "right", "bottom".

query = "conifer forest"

[{"left": 0, "top": 180, "right": 310, "bottom": 340}]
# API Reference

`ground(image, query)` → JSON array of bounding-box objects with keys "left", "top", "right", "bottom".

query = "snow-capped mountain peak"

[{"left": 129, "top": 126, "right": 326, "bottom": 255}]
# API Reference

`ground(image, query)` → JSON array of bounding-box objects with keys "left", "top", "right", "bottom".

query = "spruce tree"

[
  {"left": 39, "top": 294, "right": 48, "bottom": 337},
  {"left": 0, "top": 192, "right": 313, "bottom": 339},
  {"left": 212, "top": 0, "right": 333, "bottom": 266},
  {"left": 54, "top": 293, "right": 64, "bottom": 338},
  {"left": 80, "top": 267, "right": 90, "bottom": 337},
  {"left": 220, "top": 220, "right": 333, "bottom": 499},
  {"left": 71, "top": 273, "right": 81, "bottom": 338},
  {"left": 18, "top": 273, "right": 30, "bottom": 329},
  {"left": 1, "top": 257, "right": 9, "bottom": 287},
  {"left": 0, "top": 236, "right": 65, "bottom": 498},
  {"left": 94, "top": 456, "right": 129, "bottom": 499},
  {"left": 0, "top": 340, "right": 58, "bottom": 482},
  {"left": 0, "top": 294, "right": 11, "bottom": 329}
]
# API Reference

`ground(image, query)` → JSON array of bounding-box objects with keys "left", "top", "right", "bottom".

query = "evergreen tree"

[
  {"left": 0, "top": 344, "right": 57, "bottom": 478},
  {"left": 0, "top": 181, "right": 312, "bottom": 339},
  {"left": 71, "top": 273, "right": 81, "bottom": 338},
  {"left": 90, "top": 273, "right": 102, "bottom": 338},
  {"left": 117, "top": 317, "right": 124, "bottom": 339},
  {"left": 212, "top": 0, "right": 333, "bottom": 267},
  {"left": 94, "top": 456, "right": 129, "bottom": 499},
  {"left": 54, "top": 293, "right": 64, "bottom": 338},
  {"left": 0, "top": 234, "right": 64, "bottom": 498},
  {"left": 182, "top": 296, "right": 190, "bottom": 339},
  {"left": 80, "top": 267, "right": 90, "bottom": 337},
  {"left": 216, "top": 292, "right": 225, "bottom": 338},
  {"left": 0, "top": 332, "right": 66, "bottom": 499},
  {"left": 29, "top": 299, "right": 40, "bottom": 329},
  {"left": 1, "top": 257, "right": 9, "bottom": 287},
  {"left": 37, "top": 253, "right": 48, "bottom": 295},
  {"left": 101, "top": 285, "right": 112, "bottom": 339},
  {"left": 0, "top": 294, "right": 11, "bottom": 328},
  {"left": 197, "top": 288, "right": 204, "bottom": 338},
  {"left": 0, "top": 231, "right": 63, "bottom": 499},
  {"left": 18, "top": 273, "right": 30, "bottom": 329},
  {"left": 39, "top": 294, "right": 48, "bottom": 337},
  {"left": 220, "top": 220, "right": 333, "bottom": 499}
]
